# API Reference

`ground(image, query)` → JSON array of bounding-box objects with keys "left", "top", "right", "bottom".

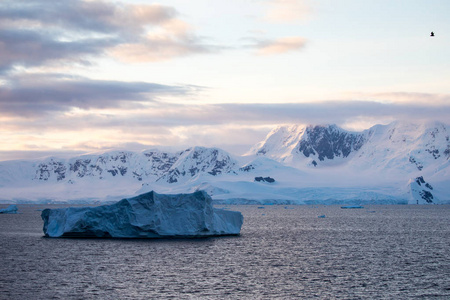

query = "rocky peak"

[
  {"left": 297, "top": 124, "right": 366, "bottom": 161},
  {"left": 158, "top": 147, "right": 238, "bottom": 184}
]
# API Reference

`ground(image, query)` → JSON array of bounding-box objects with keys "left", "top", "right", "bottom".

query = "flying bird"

[{"left": 430, "top": 31, "right": 435, "bottom": 37}]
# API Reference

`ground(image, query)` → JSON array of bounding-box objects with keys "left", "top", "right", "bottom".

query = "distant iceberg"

[
  {"left": 0, "top": 205, "right": 18, "bottom": 214},
  {"left": 41, "top": 191, "right": 243, "bottom": 238},
  {"left": 340, "top": 205, "right": 364, "bottom": 209}
]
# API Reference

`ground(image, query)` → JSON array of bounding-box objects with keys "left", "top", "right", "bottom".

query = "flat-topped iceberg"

[
  {"left": 41, "top": 191, "right": 243, "bottom": 238},
  {"left": 0, "top": 205, "right": 18, "bottom": 214},
  {"left": 341, "top": 205, "right": 364, "bottom": 209}
]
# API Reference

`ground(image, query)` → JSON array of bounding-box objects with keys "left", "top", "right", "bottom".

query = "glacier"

[{"left": 41, "top": 191, "right": 243, "bottom": 238}]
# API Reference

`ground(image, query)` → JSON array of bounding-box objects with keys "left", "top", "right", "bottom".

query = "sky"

[{"left": 1, "top": 0, "right": 450, "bottom": 161}]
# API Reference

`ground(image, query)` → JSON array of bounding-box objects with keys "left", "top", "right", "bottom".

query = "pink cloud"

[
  {"left": 265, "top": 0, "right": 312, "bottom": 23},
  {"left": 256, "top": 36, "right": 307, "bottom": 55}
]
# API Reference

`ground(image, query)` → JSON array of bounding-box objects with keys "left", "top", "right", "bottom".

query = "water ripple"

[{"left": 0, "top": 204, "right": 449, "bottom": 299}]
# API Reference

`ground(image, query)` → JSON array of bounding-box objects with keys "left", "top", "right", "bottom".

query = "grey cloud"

[
  {"left": 104, "top": 100, "right": 448, "bottom": 127},
  {"left": 0, "top": 75, "right": 195, "bottom": 116},
  {"left": 152, "top": 100, "right": 449, "bottom": 127},
  {"left": 215, "top": 101, "right": 450, "bottom": 125},
  {"left": 0, "top": 29, "right": 117, "bottom": 72},
  {"left": 0, "top": 0, "right": 175, "bottom": 35},
  {"left": 242, "top": 36, "right": 307, "bottom": 55},
  {"left": 0, "top": 0, "right": 211, "bottom": 71},
  {"left": 2, "top": 97, "right": 449, "bottom": 160},
  {"left": 9, "top": 98, "right": 448, "bottom": 131}
]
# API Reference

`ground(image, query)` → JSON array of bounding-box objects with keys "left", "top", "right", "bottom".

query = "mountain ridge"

[{"left": 0, "top": 121, "right": 449, "bottom": 204}]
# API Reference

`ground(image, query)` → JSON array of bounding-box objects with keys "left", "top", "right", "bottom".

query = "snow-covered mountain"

[
  {"left": 0, "top": 147, "right": 237, "bottom": 203},
  {"left": 246, "top": 121, "right": 450, "bottom": 204},
  {"left": 0, "top": 121, "right": 449, "bottom": 204},
  {"left": 248, "top": 122, "right": 449, "bottom": 171},
  {"left": 248, "top": 124, "right": 366, "bottom": 167}
]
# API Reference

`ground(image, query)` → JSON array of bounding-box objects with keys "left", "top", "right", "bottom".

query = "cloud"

[
  {"left": 0, "top": 1, "right": 176, "bottom": 37},
  {"left": 110, "top": 32, "right": 212, "bottom": 63},
  {"left": 265, "top": 0, "right": 312, "bottom": 23},
  {"left": 5, "top": 95, "right": 449, "bottom": 130},
  {"left": 2, "top": 94, "right": 450, "bottom": 160},
  {"left": 0, "top": 0, "right": 212, "bottom": 71},
  {"left": 253, "top": 36, "right": 307, "bottom": 55},
  {"left": 361, "top": 92, "right": 450, "bottom": 105},
  {"left": 0, "top": 74, "right": 196, "bottom": 116},
  {"left": 0, "top": 29, "right": 115, "bottom": 73}
]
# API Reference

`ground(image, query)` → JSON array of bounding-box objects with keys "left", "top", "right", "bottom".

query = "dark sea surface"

[{"left": 0, "top": 204, "right": 449, "bottom": 299}]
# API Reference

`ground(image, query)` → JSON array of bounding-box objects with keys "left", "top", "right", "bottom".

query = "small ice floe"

[
  {"left": 341, "top": 205, "right": 364, "bottom": 209},
  {"left": 0, "top": 205, "right": 18, "bottom": 214},
  {"left": 318, "top": 215, "right": 326, "bottom": 218}
]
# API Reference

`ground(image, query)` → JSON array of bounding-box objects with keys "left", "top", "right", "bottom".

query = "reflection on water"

[{"left": 0, "top": 204, "right": 449, "bottom": 299}]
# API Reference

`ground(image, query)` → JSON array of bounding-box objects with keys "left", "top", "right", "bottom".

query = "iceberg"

[
  {"left": 41, "top": 191, "right": 243, "bottom": 238},
  {"left": 0, "top": 204, "right": 18, "bottom": 214},
  {"left": 340, "top": 205, "right": 364, "bottom": 209}
]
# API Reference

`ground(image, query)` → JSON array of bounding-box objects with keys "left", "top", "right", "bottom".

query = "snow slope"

[{"left": 0, "top": 121, "right": 449, "bottom": 204}]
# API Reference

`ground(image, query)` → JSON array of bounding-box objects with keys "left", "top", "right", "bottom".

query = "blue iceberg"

[
  {"left": 42, "top": 191, "right": 243, "bottom": 238},
  {"left": 0, "top": 205, "right": 18, "bottom": 214},
  {"left": 340, "top": 205, "right": 364, "bottom": 209}
]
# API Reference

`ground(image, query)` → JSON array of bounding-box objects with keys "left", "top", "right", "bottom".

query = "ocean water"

[{"left": 0, "top": 204, "right": 449, "bottom": 299}]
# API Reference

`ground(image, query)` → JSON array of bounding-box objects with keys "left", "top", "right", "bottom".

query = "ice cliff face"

[{"left": 41, "top": 191, "right": 243, "bottom": 238}]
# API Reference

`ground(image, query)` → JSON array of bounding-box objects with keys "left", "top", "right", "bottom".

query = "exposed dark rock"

[
  {"left": 189, "top": 167, "right": 199, "bottom": 177},
  {"left": 132, "top": 172, "right": 142, "bottom": 181},
  {"left": 444, "top": 145, "right": 450, "bottom": 160},
  {"left": 257, "top": 149, "right": 267, "bottom": 155},
  {"left": 413, "top": 176, "right": 434, "bottom": 203},
  {"left": 255, "top": 176, "right": 275, "bottom": 183},
  {"left": 415, "top": 176, "right": 425, "bottom": 186},
  {"left": 107, "top": 169, "right": 118, "bottom": 176},
  {"left": 264, "top": 177, "right": 275, "bottom": 183},
  {"left": 409, "top": 156, "right": 423, "bottom": 171},
  {"left": 426, "top": 147, "right": 440, "bottom": 159},
  {"left": 118, "top": 166, "right": 127, "bottom": 176},
  {"left": 158, "top": 148, "right": 236, "bottom": 183},
  {"left": 108, "top": 169, "right": 119, "bottom": 176},
  {"left": 298, "top": 125, "right": 365, "bottom": 161},
  {"left": 70, "top": 159, "right": 92, "bottom": 177},
  {"left": 240, "top": 165, "right": 255, "bottom": 172},
  {"left": 35, "top": 164, "right": 50, "bottom": 181},
  {"left": 35, "top": 160, "right": 67, "bottom": 181},
  {"left": 419, "top": 190, "right": 433, "bottom": 203}
]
